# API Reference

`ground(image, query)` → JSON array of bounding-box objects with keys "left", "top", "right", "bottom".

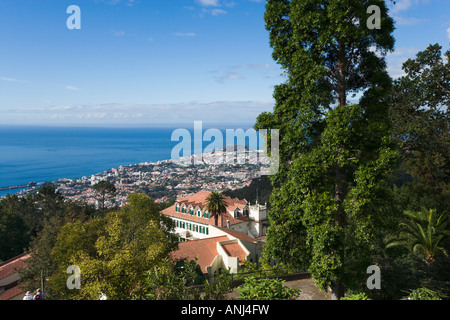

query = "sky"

[{"left": 0, "top": 0, "right": 449, "bottom": 127}]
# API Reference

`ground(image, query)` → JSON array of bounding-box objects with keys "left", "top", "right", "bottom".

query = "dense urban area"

[{"left": 5, "top": 147, "right": 271, "bottom": 208}]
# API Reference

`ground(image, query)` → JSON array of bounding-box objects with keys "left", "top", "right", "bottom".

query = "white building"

[
  {"left": 162, "top": 190, "right": 267, "bottom": 276},
  {"left": 161, "top": 190, "right": 267, "bottom": 241}
]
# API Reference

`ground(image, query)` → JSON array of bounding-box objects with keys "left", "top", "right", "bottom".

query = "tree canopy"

[
  {"left": 48, "top": 193, "right": 178, "bottom": 300},
  {"left": 255, "top": 0, "right": 399, "bottom": 299}
]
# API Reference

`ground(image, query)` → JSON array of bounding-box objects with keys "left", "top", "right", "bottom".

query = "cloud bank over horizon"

[{"left": 2, "top": 100, "right": 275, "bottom": 127}]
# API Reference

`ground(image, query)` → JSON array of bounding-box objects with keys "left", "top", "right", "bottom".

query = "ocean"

[
  {"left": 0, "top": 124, "right": 255, "bottom": 197},
  {"left": 0, "top": 125, "right": 179, "bottom": 197}
]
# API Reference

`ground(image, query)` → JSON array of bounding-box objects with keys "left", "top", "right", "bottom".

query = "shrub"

[{"left": 236, "top": 276, "right": 300, "bottom": 300}]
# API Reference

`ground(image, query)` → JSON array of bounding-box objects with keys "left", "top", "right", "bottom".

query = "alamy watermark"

[
  {"left": 366, "top": 265, "right": 381, "bottom": 290},
  {"left": 66, "top": 265, "right": 81, "bottom": 290},
  {"left": 367, "top": 5, "right": 381, "bottom": 30},
  {"left": 65, "top": 4, "right": 381, "bottom": 31},
  {"left": 170, "top": 121, "right": 279, "bottom": 175},
  {"left": 66, "top": 5, "right": 81, "bottom": 30}
]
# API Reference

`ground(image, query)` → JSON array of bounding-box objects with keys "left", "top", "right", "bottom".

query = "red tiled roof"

[
  {"left": 170, "top": 236, "right": 250, "bottom": 274},
  {"left": 217, "top": 227, "right": 257, "bottom": 243},
  {"left": 171, "top": 236, "right": 229, "bottom": 274},
  {"left": 0, "top": 253, "right": 30, "bottom": 280},
  {"left": 162, "top": 190, "right": 251, "bottom": 227},
  {"left": 0, "top": 284, "right": 23, "bottom": 300},
  {"left": 0, "top": 253, "right": 30, "bottom": 301},
  {"left": 221, "top": 242, "right": 248, "bottom": 263}
]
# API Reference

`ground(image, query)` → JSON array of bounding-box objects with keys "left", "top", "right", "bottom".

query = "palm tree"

[
  {"left": 205, "top": 192, "right": 228, "bottom": 227},
  {"left": 386, "top": 208, "right": 450, "bottom": 264}
]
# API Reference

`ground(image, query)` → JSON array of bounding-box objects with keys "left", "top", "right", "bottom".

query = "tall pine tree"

[{"left": 256, "top": 0, "right": 399, "bottom": 299}]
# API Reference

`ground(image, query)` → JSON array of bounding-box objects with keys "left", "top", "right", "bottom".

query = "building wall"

[{"left": 171, "top": 217, "right": 223, "bottom": 240}]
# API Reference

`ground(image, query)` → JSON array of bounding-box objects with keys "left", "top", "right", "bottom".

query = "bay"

[
  {"left": 0, "top": 125, "right": 178, "bottom": 197},
  {"left": 0, "top": 124, "right": 255, "bottom": 197}
]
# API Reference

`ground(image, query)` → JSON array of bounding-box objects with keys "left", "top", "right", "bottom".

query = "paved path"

[
  {"left": 285, "top": 278, "right": 330, "bottom": 300},
  {"left": 225, "top": 277, "right": 330, "bottom": 300}
]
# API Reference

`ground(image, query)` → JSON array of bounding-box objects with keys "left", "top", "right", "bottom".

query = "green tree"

[
  {"left": 18, "top": 200, "right": 96, "bottom": 296},
  {"left": 0, "top": 207, "right": 27, "bottom": 262},
  {"left": 0, "top": 186, "right": 70, "bottom": 262},
  {"left": 49, "top": 193, "right": 178, "bottom": 300},
  {"left": 390, "top": 43, "right": 449, "bottom": 190},
  {"left": 93, "top": 180, "right": 117, "bottom": 213},
  {"left": 386, "top": 208, "right": 450, "bottom": 264},
  {"left": 255, "top": 0, "right": 398, "bottom": 299},
  {"left": 205, "top": 192, "right": 228, "bottom": 227}
]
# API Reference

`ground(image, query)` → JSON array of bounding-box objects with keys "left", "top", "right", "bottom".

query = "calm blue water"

[
  {"left": 0, "top": 126, "right": 177, "bottom": 197},
  {"left": 0, "top": 124, "right": 255, "bottom": 197}
]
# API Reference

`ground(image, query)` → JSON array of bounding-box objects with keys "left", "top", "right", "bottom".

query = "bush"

[
  {"left": 407, "top": 287, "right": 442, "bottom": 300},
  {"left": 340, "top": 292, "right": 371, "bottom": 300},
  {"left": 236, "top": 276, "right": 300, "bottom": 300}
]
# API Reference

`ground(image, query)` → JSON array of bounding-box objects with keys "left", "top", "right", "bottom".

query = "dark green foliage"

[
  {"left": 223, "top": 176, "right": 273, "bottom": 208},
  {"left": 256, "top": 0, "right": 398, "bottom": 299},
  {"left": 145, "top": 258, "right": 233, "bottom": 300},
  {"left": 0, "top": 186, "right": 96, "bottom": 262},
  {"left": 93, "top": 180, "right": 117, "bottom": 213},
  {"left": 390, "top": 44, "right": 449, "bottom": 190}
]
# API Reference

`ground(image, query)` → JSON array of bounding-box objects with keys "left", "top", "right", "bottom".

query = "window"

[
  {"left": 234, "top": 210, "right": 239, "bottom": 218},
  {"left": 204, "top": 211, "right": 209, "bottom": 219},
  {"left": 197, "top": 210, "right": 201, "bottom": 217},
  {"left": 206, "top": 227, "right": 209, "bottom": 235}
]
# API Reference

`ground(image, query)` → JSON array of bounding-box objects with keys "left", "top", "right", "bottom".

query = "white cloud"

[
  {"left": 7, "top": 101, "right": 274, "bottom": 125},
  {"left": 232, "top": 64, "right": 276, "bottom": 70},
  {"left": 196, "top": 0, "right": 220, "bottom": 7},
  {"left": 173, "top": 32, "right": 197, "bottom": 37},
  {"left": 211, "top": 9, "right": 227, "bottom": 16},
  {"left": 447, "top": 27, "right": 450, "bottom": 40},
  {"left": 97, "top": 0, "right": 137, "bottom": 6},
  {"left": 390, "top": 0, "right": 430, "bottom": 14},
  {"left": 217, "top": 72, "right": 244, "bottom": 83},
  {"left": 393, "top": 15, "right": 425, "bottom": 26},
  {"left": 389, "top": 0, "right": 430, "bottom": 27},
  {"left": 386, "top": 47, "right": 420, "bottom": 79},
  {"left": 210, "top": 64, "right": 278, "bottom": 82},
  {"left": 1, "top": 76, "right": 23, "bottom": 82},
  {"left": 65, "top": 85, "right": 81, "bottom": 91}
]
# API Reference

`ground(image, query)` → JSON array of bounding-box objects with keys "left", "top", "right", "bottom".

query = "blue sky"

[{"left": 0, "top": 0, "right": 449, "bottom": 127}]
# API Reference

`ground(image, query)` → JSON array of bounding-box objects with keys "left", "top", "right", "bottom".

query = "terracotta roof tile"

[
  {"left": 0, "top": 284, "right": 24, "bottom": 300},
  {"left": 171, "top": 236, "right": 229, "bottom": 274},
  {"left": 161, "top": 190, "right": 251, "bottom": 228},
  {"left": 0, "top": 253, "right": 30, "bottom": 280},
  {"left": 217, "top": 227, "right": 257, "bottom": 243},
  {"left": 221, "top": 242, "right": 248, "bottom": 263}
]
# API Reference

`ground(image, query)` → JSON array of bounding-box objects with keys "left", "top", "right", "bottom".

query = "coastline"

[{"left": 0, "top": 146, "right": 270, "bottom": 204}]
